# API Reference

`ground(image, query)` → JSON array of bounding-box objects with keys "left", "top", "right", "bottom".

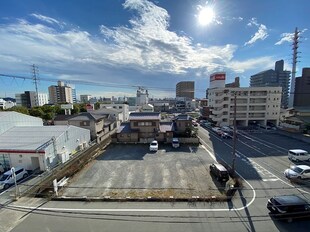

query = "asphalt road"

[{"left": 4, "top": 126, "right": 310, "bottom": 232}]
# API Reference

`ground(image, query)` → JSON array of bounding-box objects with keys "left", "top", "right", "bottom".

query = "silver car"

[{"left": 284, "top": 165, "right": 310, "bottom": 180}]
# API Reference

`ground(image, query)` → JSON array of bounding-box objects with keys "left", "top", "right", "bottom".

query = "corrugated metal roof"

[
  {"left": 0, "top": 126, "right": 71, "bottom": 151},
  {"left": 129, "top": 112, "right": 160, "bottom": 121}
]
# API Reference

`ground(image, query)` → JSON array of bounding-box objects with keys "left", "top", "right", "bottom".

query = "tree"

[
  {"left": 29, "top": 107, "right": 44, "bottom": 118},
  {"left": 7, "top": 106, "right": 29, "bottom": 115},
  {"left": 94, "top": 102, "right": 100, "bottom": 110}
]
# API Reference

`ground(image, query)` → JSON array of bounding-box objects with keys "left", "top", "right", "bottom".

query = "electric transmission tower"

[
  {"left": 32, "top": 64, "right": 40, "bottom": 106},
  {"left": 289, "top": 27, "right": 300, "bottom": 107}
]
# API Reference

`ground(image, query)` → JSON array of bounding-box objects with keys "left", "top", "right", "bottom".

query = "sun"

[{"left": 198, "top": 7, "right": 215, "bottom": 26}]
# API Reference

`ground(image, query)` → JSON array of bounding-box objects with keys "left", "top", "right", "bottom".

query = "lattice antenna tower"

[
  {"left": 32, "top": 64, "right": 40, "bottom": 106},
  {"left": 289, "top": 27, "right": 300, "bottom": 107}
]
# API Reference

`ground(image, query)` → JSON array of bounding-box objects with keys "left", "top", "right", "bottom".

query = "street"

[{"left": 3, "top": 126, "right": 310, "bottom": 232}]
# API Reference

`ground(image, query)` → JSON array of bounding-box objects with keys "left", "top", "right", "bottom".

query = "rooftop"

[
  {"left": 129, "top": 112, "right": 160, "bottom": 121},
  {"left": 0, "top": 126, "right": 71, "bottom": 152}
]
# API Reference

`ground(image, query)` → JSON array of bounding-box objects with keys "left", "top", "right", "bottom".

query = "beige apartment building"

[
  {"left": 48, "top": 81, "right": 73, "bottom": 104},
  {"left": 208, "top": 87, "right": 282, "bottom": 127}
]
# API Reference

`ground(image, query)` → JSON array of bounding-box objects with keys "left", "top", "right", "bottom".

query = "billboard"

[
  {"left": 210, "top": 72, "right": 226, "bottom": 82},
  {"left": 210, "top": 72, "right": 226, "bottom": 88}
]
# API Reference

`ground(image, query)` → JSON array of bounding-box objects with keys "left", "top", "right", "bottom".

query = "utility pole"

[
  {"left": 32, "top": 64, "right": 40, "bottom": 106},
  {"left": 289, "top": 27, "right": 300, "bottom": 107},
  {"left": 231, "top": 91, "right": 237, "bottom": 177}
]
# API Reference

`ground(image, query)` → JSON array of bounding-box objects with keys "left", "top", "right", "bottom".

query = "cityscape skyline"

[{"left": 0, "top": 0, "right": 309, "bottom": 99}]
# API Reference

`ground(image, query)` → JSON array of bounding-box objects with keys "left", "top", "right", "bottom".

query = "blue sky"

[{"left": 0, "top": 0, "right": 309, "bottom": 99}]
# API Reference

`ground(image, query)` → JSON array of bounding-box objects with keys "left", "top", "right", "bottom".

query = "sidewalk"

[{"left": 0, "top": 197, "right": 48, "bottom": 232}]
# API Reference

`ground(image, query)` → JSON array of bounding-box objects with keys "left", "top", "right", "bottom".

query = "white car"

[
  {"left": 0, "top": 167, "right": 29, "bottom": 189},
  {"left": 284, "top": 165, "right": 310, "bottom": 180},
  {"left": 149, "top": 140, "right": 158, "bottom": 152},
  {"left": 172, "top": 138, "right": 180, "bottom": 148}
]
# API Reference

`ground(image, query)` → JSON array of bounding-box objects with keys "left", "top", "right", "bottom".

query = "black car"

[
  {"left": 209, "top": 163, "right": 229, "bottom": 182},
  {"left": 267, "top": 195, "right": 310, "bottom": 221}
]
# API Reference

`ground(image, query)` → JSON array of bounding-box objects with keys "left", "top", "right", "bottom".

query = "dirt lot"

[{"left": 60, "top": 144, "right": 229, "bottom": 199}]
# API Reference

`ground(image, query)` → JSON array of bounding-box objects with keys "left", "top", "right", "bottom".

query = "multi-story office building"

[
  {"left": 176, "top": 81, "right": 195, "bottom": 99},
  {"left": 250, "top": 60, "right": 290, "bottom": 108},
  {"left": 15, "top": 91, "right": 37, "bottom": 108},
  {"left": 294, "top": 68, "right": 310, "bottom": 107},
  {"left": 208, "top": 87, "right": 282, "bottom": 127},
  {"left": 80, "top": 95, "right": 91, "bottom": 103},
  {"left": 48, "top": 81, "right": 73, "bottom": 104}
]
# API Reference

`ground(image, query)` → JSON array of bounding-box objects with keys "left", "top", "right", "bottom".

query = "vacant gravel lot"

[{"left": 60, "top": 144, "right": 228, "bottom": 199}]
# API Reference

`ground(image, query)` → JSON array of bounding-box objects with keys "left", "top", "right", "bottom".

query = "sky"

[{"left": 0, "top": 0, "right": 309, "bottom": 99}]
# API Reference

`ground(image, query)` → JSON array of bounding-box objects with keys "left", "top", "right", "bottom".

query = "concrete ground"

[{"left": 60, "top": 144, "right": 229, "bottom": 199}]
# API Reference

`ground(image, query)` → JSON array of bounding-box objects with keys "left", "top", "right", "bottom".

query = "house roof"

[
  {"left": 0, "top": 126, "right": 72, "bottom": 152},
  {"left": 117, "top": 122, "right": 138, "bottom": 133},
  {"left": 53, "top": 114, "right": 73, "bottom": 121},
  {"left": 129, "top": 112, "right": 160, "bottom": 121},
  {"left": 69, "top": 112, "right": 105, "bottom": 121},
  {"left": 176, "top": 114, "right": 192, "bottom": 121},
  {"left": 159, "top": 122, "right": 174, "bottom": 132}
]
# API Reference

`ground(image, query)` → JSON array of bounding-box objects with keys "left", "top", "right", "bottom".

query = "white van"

[
  {"left": 0, "top": 167, "right": 28, "bottom": 190},
  {"left": 288, "top": 149, "right": 310, "bottom": 162}
]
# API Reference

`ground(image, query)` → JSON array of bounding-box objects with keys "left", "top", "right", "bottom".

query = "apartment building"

[
  {"left": 208, "top": 87, "right": 282, "bottom": 127},
  {"left": 250, "top": 60, "right": 290, "bottom": 108},
  {"left": 48, "top": 81, "right": 73, "bottom": 104},
  {"left": 176, "top": 81, "right": 195, "bottom": 99}
]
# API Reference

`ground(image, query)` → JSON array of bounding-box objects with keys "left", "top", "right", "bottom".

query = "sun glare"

[{"left": 198, "top": 7, "right": 215, "bottom": 26}]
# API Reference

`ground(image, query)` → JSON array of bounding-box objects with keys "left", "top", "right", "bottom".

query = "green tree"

[
  {"left": 29, "top": 107, "right": 44, "bottom": 118},
  {"left": 94, "top": 102, "right": 100, "bottom": 110},
  {"left": 79, "top": 103, "right": 87, "bottom": 112},
  {"left": 7, "top": 106, "right": 29, "bottom": 115}
]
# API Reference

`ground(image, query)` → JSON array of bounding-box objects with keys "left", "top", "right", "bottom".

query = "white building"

[
  {"left": 136, "top": 87, "right": 149, "bottom": 106},
  {"left": 141, "top": 104, "right": 154, "bottom": 112},
  {"left": 99, "top": 103, "right": 129, "bottom": 122},
  {"left": 38, "top": 93, "right": 48, "bottom": 106},
  {"left": 0, "top": 125, "right": 90, "bottom": 171},
  {"left": 0, "top": 99, "right": 15, "bottom": 110},
  {"left": 208, "top": 87, "right": 282, "bottom": 127},
  {"left": 0, "top": 111, "right": 43, "bottom": 135},
  {"left": 80, "top": 94, "right": 91, "bottom": 103}
]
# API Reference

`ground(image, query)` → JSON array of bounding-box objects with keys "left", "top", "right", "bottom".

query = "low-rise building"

[
  {"left": 116, "top": 112, "right": 174, "bottom": 143},
  {"left": 208, "top": 87, "right": 282, "bottom": 127},
  {"left": 0, "top": 111, "right": 43, "bottom": 135},
  {"left": 0, "top": 99, "right": 15, "bottom": 110},
  {"left": 0, "top": 125, "right": 90, "bottom": 171},
  {"left": 54, "top": 112, "right": 116, "bottom": 143}
]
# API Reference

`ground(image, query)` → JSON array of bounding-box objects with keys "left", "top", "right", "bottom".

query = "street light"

[{"left": 11, "top": 167, "right": 20, "bottom": 199}]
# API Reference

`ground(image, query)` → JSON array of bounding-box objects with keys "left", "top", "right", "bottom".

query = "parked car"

[
  {"left": 209, "top": 163, "right": 229, "bottom": 182},
  {"left": 0, "top": 163, "right": 4, "bottom": 174},
  {"left": 288, "top": 149, "right": 310, "bottom": 162},
  {"left": 267, "top": 195, "right": 310, "bottom": 221},
  {"left": 0, "top": 167, "right": 29, "bottom": 190},
  {"left": 284, "top": 165, "right": 310, "bottom": 180},
  {"left": 172, "top": 138, "right": 180, "bottom": 148},
  {"left": 149, "top": 140, "right": 158, "bottom": 152}
]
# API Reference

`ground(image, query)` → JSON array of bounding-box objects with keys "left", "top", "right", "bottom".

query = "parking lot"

[{"left": 60, "top": 143, "right": 227, "bottom": 199}]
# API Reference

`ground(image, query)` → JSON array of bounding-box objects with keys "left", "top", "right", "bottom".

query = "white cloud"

[
  {"left": 244, "top": 18, "right": 268, "bottom": 46},
  {"left": 275, "top": 28, "right": 308, "bottom": 45},
  {"left": 0, "top": 0, "right": 273, "bottom": 92},
  {"left": 227, "top": 56, "right": 274, "bottom": 73},
  {"left": 30, "top": 13, "right": 65, "bottom": 27}
]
